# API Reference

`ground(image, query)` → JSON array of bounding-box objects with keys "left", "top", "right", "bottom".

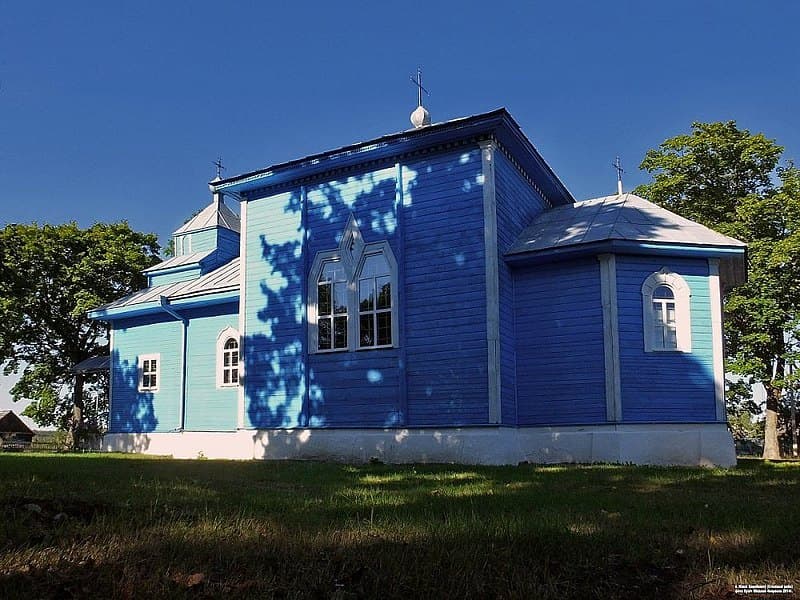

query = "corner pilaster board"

[
  {"left": 480, "top": 140, "right": 501, "bottom": 424},
  {"left": 237, "top": 200, "right": 248, "bottom": 429},
  {"left": 599, "top": 253, "right": 622, "bottom": 422},
  {"left": 708, "top": 258, "right": 726, "bottom": 422}
]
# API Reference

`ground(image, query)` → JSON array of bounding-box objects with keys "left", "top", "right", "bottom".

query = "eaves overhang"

[
  {"left": 87, "top": 289, "right": 239, "bottom": 321},
  {"left": 504, "top": 239, "right": 747, "bottom": 265},
  {"left": 210, "top": 108, "right": 575, "bottom": 206}
]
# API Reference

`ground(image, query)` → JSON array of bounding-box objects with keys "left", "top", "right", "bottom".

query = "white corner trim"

[
  {"left": 708, "top": 259, "right": 726, "bottom": 421},
  {"left": 599, "top": 254, "right": 622, "bottom": 422},
  {"left": 237, "top": 200, "right": 247, "bottom": 429},
  {"left": 480, "top": 140, "right": 501, "bottom": 424},
  {"left": 642, "top": 268, "right": 692, "bottom": 353}
]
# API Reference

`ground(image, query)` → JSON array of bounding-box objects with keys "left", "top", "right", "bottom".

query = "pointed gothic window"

[
  {"left": 358, "top": 253, "right": 393, "bottom": 348},
  {"left": 308, "top": 216, "right": 398, "bottom": 354}
]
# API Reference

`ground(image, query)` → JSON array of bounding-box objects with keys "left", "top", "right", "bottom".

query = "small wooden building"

[
  {"left": 0, "top": 410, "right": 34, "bottom": 450},
  {"left": 89, "top": 107, "right": 747, "bottom": 466}
]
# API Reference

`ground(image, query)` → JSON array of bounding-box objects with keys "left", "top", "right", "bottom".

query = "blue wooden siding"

[
  {"left": 513, "top": 258, "right": 607, "bottom": 425},
  {"left": 494, "top": 150, "right": 549, "bottom": 425},
  {"left": 243, "top": 189, "right": 306, "bottom": 428},
  {"left": 616, "top": 256, "right": 716, "bottom": 422},
  {"left": 183, "top": 303, "right": 239, "bottom": 431},
  {"left": 110, "top": 314, "right": 182, "bottom": 433},
  {"left": 403, "top": 148, "right": 489, "bottom": 426},
  {"left": 217, "top": 228, "right": 240, "bottom": 258},
  {"left": 148, "top": 266, "right": 203, "bottom": 287},
  {"left": 306, "top": 165, "right": 402, "bottom": 427},
  {"left": 241, "top": 149, "right": 490, "bottom": 429}
]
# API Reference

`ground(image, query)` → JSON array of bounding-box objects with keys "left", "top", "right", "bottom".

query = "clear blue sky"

[{"left": 1, "top": 2, "right": 798, "bottom": 414}]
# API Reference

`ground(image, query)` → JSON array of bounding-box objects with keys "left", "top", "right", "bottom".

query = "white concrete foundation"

[{"left": 102, "top": 423, "right": 736, "bottom": 467}]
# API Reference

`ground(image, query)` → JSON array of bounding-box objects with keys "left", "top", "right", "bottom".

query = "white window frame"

[
  {"left": 138, "top": 353, "right": 160, "bottom": 392},
  {"left": 216, "top": 327, "right": 240, "bottom": 387},
  {"left": 308, "top": 215, "right": 399, "bottom": 354},
  {"left": 641, "top": 268, "right": 692, "bottom": 353}
]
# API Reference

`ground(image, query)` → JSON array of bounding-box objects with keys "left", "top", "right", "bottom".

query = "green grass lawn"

[{"left": 1, "top": 455, "right": 798, "bottom": 599}]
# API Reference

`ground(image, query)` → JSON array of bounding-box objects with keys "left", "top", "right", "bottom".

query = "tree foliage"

[
  {"left": 635, "top": 121, "right": 800, "bottom": 458},
  {"left": 0, "top": 222, "right": 160, "bottom": 431}
]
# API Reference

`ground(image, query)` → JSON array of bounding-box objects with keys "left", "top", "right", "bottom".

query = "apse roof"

[{"left": 508, "top": 193, "right": 747, "bottom": 255}]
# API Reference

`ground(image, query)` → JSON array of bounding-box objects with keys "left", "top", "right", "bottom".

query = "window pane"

[
  {"left": 654, "top": 325, "right": 665, "bottom": 349},
  {"left": 666, "top": 303, "right": 676, "bottom": 324},
  {"left": 653, "top": 302, "right": 663, "bottom": 322},
  {"left": 653, "top": 285, "right": 674, "bottom": 299},
  {"left": 360, "top": 314, "right": 374, "bottom": 347},
  {"left": 224, "top": 353, "right": 230, "bottom": 367},
  {"left": 361, "top": 254, "right": 389, "bottom": 278},
  {"left": 666, "top": 327, "right": 677, "bottom": 349},
  {"left": 232, "top": 369, "right": 238, "bottom": 384},
  {"left": 334, "top": 316, "right": 348, "bottom": 348},
  {"left": 377, "top": 312, "right": 392, "bottom": 346},
  {"left": 359, "top": 279, "right": 374, "bottom": 312},
  {"left": 224, "top": 370, "right": 230, "bottom": 384},
  {"left": 334, "top": 282, "right": 348, "bottom": 314},
  {"left": 318, "top": 283, "right": 332, "bottom": 315},
  {"left": 318, "top": 318, "right": 332, "bottom": 350},
  {"left": 321, "top": 261, "right": 346, "bottom": 282},
  {"left": 150, "top": 374, "right": 157, "bottom": 388},
  {"left": 142, "top": 374, "right": 150, "bottom": 388},
  {"left": 151, "top": 359, "right": 157, "bottom": 371},
  {"left": 231, "top": 353, "right": 238, "bottom": 366},
  {"left": 142, "top": 359, "right": 150, "bottom": 372},
  {"left": 377, "top": 277, "right": 391, "bottom": 309}
]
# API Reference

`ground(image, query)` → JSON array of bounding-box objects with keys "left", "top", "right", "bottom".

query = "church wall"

[
  {"left": 186, "top": 228, "right": 218, "bottom": 254},
  {"left": 242, "top": 147, "right": 491, "bottom": 429},
  {"left": 494, "top": 150, "right": 550, "bottom": 426},
  {"left": 242, "top": 189, "right": 306, "bottom": 429},
  {"left": 512, "top": 258, "right": 608, "bottom": 425},
  {"left": 110, "top": 314, "right": 182, "bottom": 433},
  {"left": 403, "top": 147, "right": 490, "bottom": 426},
  {"left": 184, "top": 303, "right": 239, "bottom": 431},
  {"left": 305, "top": 165, "right": 402, "bottom": 427},
  {"left": 616, "top": 255, "right": 717, "bottom": 422}
]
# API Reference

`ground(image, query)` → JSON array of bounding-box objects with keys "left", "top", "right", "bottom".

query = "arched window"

[
  {"left": 358, "top": 253, "right": 393, "bottom": 348},
  {"left": 642, "top": 269, "right": 692, "bottom": 353},
  {"left": 217, "top": 328, "right": 240, "bottom": 387}
]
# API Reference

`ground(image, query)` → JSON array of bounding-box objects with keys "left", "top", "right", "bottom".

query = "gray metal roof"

[
  {"left": 93, "top": 257, "right": 239, "bottom": 312},
  {"left": 174, "top": 199, "right": 240, "bottom": 234},
  {"left": 143, "top": 249, "right": 216, "bottom": 273},
  {"left": 508, "top": 193, "right": 747, "bottom": 255},
  {"left": 73, "top": 356, "right": 111, "bottom": 373}
]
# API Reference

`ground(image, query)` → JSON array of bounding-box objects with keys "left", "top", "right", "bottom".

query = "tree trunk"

[
  {"left": 68, "top": 373, "right": 85, "bottom": 451},
  {"left": 763, "top": 381, "right": 782, "bottom": 460}
]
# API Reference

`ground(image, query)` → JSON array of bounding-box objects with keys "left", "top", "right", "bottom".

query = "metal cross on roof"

[
  {"left": 213, "top": 157, "right": 226, "bottom": 179},
  {"left": 410, "top": 67, "right": 430, "bottom": 108},
  {"left": 612, "top": 156, "right": 624, "bottom": 195}
]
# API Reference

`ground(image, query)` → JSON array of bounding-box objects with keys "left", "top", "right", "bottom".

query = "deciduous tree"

[
  {"left": 0, "top": 222, "right": 160, "bottom": 443},
  {"left": 636, "top": 122, "right": 800, "bottom": 459}
]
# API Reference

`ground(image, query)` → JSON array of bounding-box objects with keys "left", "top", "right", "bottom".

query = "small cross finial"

[
  {"left": 213, "top": 157, "right": 225, "bottom": 179},
  {"left": 612, "top": 156, "right": 624, "bottom": 195},
  {"left": 410, "top": 67, "right": 430, "bottom": 108}
]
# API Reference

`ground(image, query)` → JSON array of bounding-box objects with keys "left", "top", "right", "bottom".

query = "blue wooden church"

[{"left": 89, "top": 106, "right": 746, "bottom": 465}]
